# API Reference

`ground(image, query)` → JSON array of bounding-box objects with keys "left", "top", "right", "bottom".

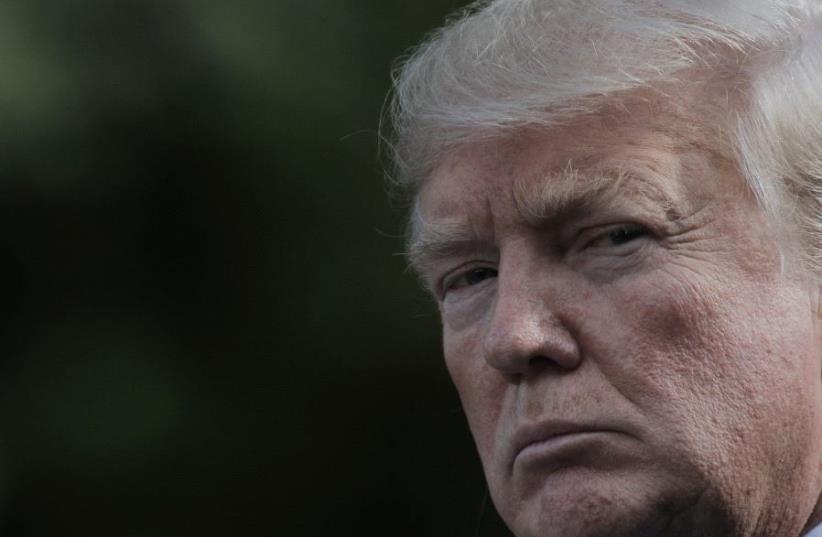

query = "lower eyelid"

[
  {"left": 443, "top": 276, "right": 496, "bottom": 305},
  {"left": 582, "top": 224, "right": 651, "bottom": 249},
  {"left": 441, "top": 263, "right": 497, "bottom": 290}
]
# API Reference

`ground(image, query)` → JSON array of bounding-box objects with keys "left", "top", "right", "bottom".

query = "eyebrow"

[
  {"left": 512, "top": 166, "right": 628, "bottom": 226},
  {"left": 408, "top": 166, "right": 679, "bottom": 276},
  {"left": 406, "top": 206, "right": 497, "bottom": 276}
]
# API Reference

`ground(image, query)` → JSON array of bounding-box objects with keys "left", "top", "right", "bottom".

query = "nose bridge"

[{"left": 483, "top": 251, "right": 581, "bottom": 377}]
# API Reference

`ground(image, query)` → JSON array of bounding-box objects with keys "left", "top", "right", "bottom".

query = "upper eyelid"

[
  {"left": 587, "top": 223, "right": 647, "bottom": 241},
  {"left": 572, "top": 221, "right": 652, "bottom": 246},
  {"left": 438, "top": 260, "right": 497, "bottom": 296},
  {"left": 428, "top": 220, "right": 651, "bottom": 286},
  {"left": 409, "top": 236, "right": 498, "bottom": 276}
]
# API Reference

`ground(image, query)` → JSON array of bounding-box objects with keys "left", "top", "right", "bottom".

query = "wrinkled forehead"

[
  {"left": 418, "top": 125, "right": 696, "bottom": 226},
  {"left": 416, "top": 86, "right": 743, "bottom": 222},
  {"left": 416, "top": 75, "right": 740, "bottom": 209},
  {"left": 409, "top": 100, "right": 757, "bottom": 279}
]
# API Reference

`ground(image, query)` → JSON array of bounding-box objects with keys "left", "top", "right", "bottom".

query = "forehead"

[
  {"left": 410, "top": 101, "right": 751, "bottom": 277},
  {"left": 418, "top": 121, "right": 728, "bottom": 234},
  {"left": 420, "top": 123, "right": 685, "bottom": 219},
  {"left": 415, "top": 70, "right": 750, "bottom": 230}
]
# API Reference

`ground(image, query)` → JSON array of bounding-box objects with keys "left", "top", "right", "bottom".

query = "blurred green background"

[{"left": 0, "top": 1, "right": 521, "bottom": 536}]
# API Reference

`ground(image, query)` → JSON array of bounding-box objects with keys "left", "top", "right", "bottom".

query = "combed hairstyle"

[{"left": 387, "top": 0, "right": 822, "bottom": 274}]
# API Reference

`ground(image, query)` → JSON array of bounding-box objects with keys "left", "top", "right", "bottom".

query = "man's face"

[{"left": 415, "top": 100, "right": 822, "bottom": 537}]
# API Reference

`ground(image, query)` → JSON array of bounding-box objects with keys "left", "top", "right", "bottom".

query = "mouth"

[{"left": 511, "top": 421, "right": 626, "bottom": 472}]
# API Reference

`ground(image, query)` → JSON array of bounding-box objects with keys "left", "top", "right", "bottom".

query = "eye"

[
  {"left": 606, "top": 225, "right": 647, "bottom": 246},
  {"left": 442, "top": 266, "right": 498, "bottom": 295},
  {"left": 586, "top": 224, "right": 649, "bottom": 249}
]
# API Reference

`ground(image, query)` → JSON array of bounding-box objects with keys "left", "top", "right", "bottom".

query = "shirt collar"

[{"left": 805, "top": 522, "right": 822, "bottom": 537}]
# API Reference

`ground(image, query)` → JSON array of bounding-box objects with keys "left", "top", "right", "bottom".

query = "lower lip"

[{"left": 515, "top": 431, "right": 621, "bottom": 470}]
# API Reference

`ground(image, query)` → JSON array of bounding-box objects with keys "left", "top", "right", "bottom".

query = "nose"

[{"left": 482, "top": 270, "right": 581, "bottom": 380}]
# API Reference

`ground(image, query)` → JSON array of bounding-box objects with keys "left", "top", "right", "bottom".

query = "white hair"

[{"left": 388, "top": 0, "right": 822, "bottom": 273}]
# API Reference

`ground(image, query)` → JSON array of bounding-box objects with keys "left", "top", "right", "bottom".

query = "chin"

[{"left": 495, "top": 468, "right": 705, "bottom": 537}]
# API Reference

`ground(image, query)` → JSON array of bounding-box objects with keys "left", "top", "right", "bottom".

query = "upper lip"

[{"left": 510, "top": 419, "right": 618, "bottom": 463}]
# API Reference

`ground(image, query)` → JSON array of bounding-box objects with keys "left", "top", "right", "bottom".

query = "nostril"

[
  {"left": 527, "top": 355, "right": 561, "bottom": 373},
  {"left": 483, "top": 313, "right": 581, "bottom": 376}
]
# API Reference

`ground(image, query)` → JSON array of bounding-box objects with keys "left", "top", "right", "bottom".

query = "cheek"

[
  {"left": 443, "top": 328, "right": 507, "bottom": 462},
  {"left": 587, "top": 273, "right": 730, "bottom": 405},
  {"left": 634, "top": 278, "right": 806, "bottom": 399},
  {"left": 597, "top": 267, "right": 819, "bottom": 466}
]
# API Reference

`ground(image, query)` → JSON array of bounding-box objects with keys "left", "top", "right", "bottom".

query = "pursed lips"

[{"left": 508, "top": 419, "right": 625, "bottom": 472}]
